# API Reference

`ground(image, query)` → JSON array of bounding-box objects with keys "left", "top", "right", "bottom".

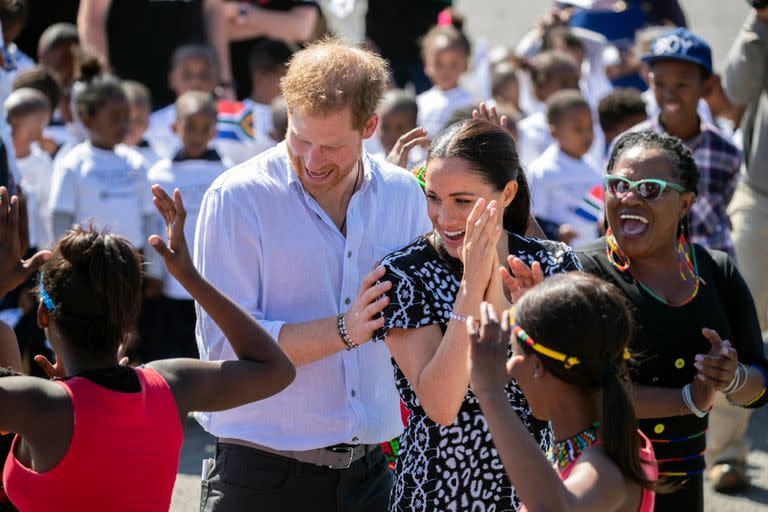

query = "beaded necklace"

[{"left": 546, "top": 421, "right": 600, "bottom": 472}]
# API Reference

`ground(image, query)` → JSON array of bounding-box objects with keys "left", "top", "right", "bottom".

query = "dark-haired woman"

[
  {"left": 0, "top": 186, "right": 295, "bottom": 511},
  {"left": 577, "top": 131, "right": 768, "bottom": 511},
  {"left": 374, "top": 118, "right": 581, "bottom": 511},
  {"left": 468, "top": 274, "right": 656, "bottom": 512}
]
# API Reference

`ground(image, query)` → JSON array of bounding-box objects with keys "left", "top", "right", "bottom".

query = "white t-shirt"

[
  {"left": 146, "top": 104, "right": 179, "bottom": 159},
  {"left": 17, "top": 143, "right": 54, "bottom": 249},
  {"left": 417, "top": 86, "right": 476, "bottom": 137},
  {"left": 517, "top": 110, "right": 606, "bottom": 172},
  {"left": 528, "top": 143, "right": 603, "bottom": 247},
  {"left": 123, "top": 141, "right": 162, "bottom": 169},
  {"left": 49, "top": 142, "right": 153, "bottom": 248},
  {"left": 148, "top": 150, "right": 228, "bottom": 299}
]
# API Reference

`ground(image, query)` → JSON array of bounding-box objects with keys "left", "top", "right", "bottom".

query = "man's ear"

[{"left": 361, "top": 114, "right": 379, "bottom": 140}]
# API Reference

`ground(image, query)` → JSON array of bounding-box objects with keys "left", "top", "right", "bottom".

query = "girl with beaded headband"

[
  {"left": 577, "top": 130, "right": 768, "bottom": 510},
  {"left": 468, "top": 273, "right": 657, "bottom": 511}
]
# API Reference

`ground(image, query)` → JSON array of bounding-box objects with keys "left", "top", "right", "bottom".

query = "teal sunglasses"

[{"left": 604, "top": 175, "right": 687, "bottom": 201}]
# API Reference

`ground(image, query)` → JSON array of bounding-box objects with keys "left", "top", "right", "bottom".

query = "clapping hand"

[
  {"left": 460, "top": 199, "right": 502, "bottom": 297},
  {"left": 0, "top": 187, "right": 51, "bottom": 296},
  {"left": 695, "top": 328, "right": 739, "bottom": 392},
  {"left": 467, "top": 302, "right": 512, "bottom": 393},
  {"left": 386, "top": 127, "right": 428, "bottom": 169},
  {"left": 472, "top": 102, "right": 514, "bottom": 137},
  {"left": 500, "top": 256, "right": 544, "bottom": 304},
  {"left": 148, "top": 185, "right": 196, "bottom": 282}
]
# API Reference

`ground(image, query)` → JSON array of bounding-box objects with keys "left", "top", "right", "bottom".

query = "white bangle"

[
  {"left": 726, "top": 363, "right": 749, "bottom": 395},
  {"left": 682, "top": 383, "right": 708, "bottom": 418},
  {"left": 449, "top": 311, "right": 467, "bottom": 322}
]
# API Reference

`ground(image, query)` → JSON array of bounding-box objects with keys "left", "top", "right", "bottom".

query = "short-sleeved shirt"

[
  {"left": 376, "top": 232, "right": 581, "bottom": 511},
  {"left": 48, "top": 142, "right": 153, "bottom": 248}
]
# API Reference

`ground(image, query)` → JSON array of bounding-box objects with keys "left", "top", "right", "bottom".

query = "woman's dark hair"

[
  {"left": 40, "top": 227, "right": 143, "bottom": 359},
  {"left": 75, "top": 74, "right": 127, "bottom": 119},
  {"left": 514, "top": 272, "right": 654, "bottom": 489},
  {"left": 607, "top": 130, "right": 699, "bottom": 195},
  {"left": 427, "top": 118, "right": 530, "bottom": 234}
]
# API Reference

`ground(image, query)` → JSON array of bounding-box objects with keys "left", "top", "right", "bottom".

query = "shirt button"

[
  {"left": 351, "top": 389, "right": 356, "bottom": 397},
  {"left": 675, "top": 358, "right": 685, "bottom": 369},
  {"left": 345, "top": 297, "right": 351, "bottom": 305},
  {"left": 347, "top": 251, "right": 352, "bottom": 258},
  {"left": 654, "top": 423, "right": 665, "bottom": 434}
]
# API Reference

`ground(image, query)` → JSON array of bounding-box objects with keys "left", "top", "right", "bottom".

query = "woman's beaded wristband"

[{"left": 449, "top": 311, "right": 467, "bottom": 322}]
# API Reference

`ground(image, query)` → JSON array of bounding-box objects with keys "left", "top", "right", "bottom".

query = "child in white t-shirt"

[
  {"left": 5, "top": 88, "right": 54, "bottom": 249},
  {"left": 364, "top": 89, "right": 426, "bottom": 169},
  {"left": 49, "top": 75, "right": 153, "bottom": 250},
  {"left": 417, "top": 25, "right": 476, "bottom": 138},
  {"left": 122, "top": 80, "right": 161, "bottom": 168},
  {"left": 146, "top": 91, "right": 229, "bottom": 359},
  {"left": 528, "top": 90, "right": 602, "bottom": 248},
  {"left": 146, "top": 45, "right": 218, "bottom": 159}
]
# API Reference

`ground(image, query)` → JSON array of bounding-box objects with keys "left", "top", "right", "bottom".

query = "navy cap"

[{"left": 641, "top": 28, "right": 713, "bottom": 76}]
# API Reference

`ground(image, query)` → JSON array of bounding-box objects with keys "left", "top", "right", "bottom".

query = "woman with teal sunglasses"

[{"left": 577, "top": 130, "right": 768, "bottom": 511}]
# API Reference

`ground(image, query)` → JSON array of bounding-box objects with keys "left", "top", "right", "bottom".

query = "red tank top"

[
  {"left": 520, "top": 430, "right": 657, "bottom": 512},
  {"left": 3, "top": 367, "right": 183, "bottom": 512}
]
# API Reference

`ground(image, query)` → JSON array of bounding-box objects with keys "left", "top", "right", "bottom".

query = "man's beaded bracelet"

[{"left": 337, "top": 313, "right": 359, "bottom": 350}]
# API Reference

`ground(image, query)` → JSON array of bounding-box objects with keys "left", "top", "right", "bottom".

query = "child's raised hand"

[
  {"left": 0, "top": 187, "right": 51, "bottom": 296},
  {"left": 148, "top": 185, "right": 196, "bottom": 281},
  {"left": 386, "top": 127, "right": 428, "bottom": 169},
  {"left": 500, "top": 256, "right": 544, "bottom": 304},
  {"left": 467, "top": 303, "right": 512, "bottom": 394}
]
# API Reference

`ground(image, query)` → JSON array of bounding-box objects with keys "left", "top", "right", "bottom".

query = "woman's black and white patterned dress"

[{"left": 376, "top": 232, "right": 582, "bottom": 512}]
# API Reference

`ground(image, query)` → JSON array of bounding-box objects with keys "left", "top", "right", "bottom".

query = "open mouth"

[
  {"left": 305, "top": 167, "right": 333, "bottom": 182},
  {"left": 619, "top": 213, "right": 649, "bottom": 238},
  {"left": 442, "top": 229, "right": 466, "bottom": 244}
]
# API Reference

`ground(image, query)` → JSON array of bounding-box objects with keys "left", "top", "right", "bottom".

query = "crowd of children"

[{"left": 0, "top": 0, "right": 764, "bottom": 510}]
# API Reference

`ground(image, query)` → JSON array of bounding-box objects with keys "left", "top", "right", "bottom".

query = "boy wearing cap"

[{"left": 631, "top": 28, "right": 741, "bottom": 256}]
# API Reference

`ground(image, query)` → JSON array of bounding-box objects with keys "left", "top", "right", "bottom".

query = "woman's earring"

[{"left": 605, "top": 227, "right": 630, "bottom": 271}]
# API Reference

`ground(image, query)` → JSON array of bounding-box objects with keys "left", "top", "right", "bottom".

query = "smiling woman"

[
  {"left": 372, "top": 118, "right": 581, "bottom": 511},
  {"left": 577, "top": 130, "right": 768, "bottom": 511}
]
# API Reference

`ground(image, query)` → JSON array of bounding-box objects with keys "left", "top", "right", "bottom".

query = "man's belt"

[{"left": 218, "top": 437, "right": 378, "bottom": 469}]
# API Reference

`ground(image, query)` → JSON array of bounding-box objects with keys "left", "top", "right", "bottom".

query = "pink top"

[
  {"left": 520, "top": 430, "right": 657, "bottom": 512},
  {"left": 3, "top": 367, "right": 183, "bottom": 512}
]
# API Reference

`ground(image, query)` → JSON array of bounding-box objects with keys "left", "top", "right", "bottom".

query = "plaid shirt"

[{"left": 631, "top": 117, "right": 741, "bottom": 257}]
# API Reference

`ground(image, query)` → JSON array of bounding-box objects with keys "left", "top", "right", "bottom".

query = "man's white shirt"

[{"left": 193, "top": 143, "right": 432, "bottom": 450}]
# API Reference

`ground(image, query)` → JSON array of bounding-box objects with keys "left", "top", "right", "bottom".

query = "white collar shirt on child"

[
  {"left": 193, "top": 143, "right": 432, "bottom": 450},
  {"left": 528, "top": 143, "right": 603, "bottom": 248},
  {"left": 517, "top": 110, "right": 606, "bottom": 172},
  {"left": 148, "top": 149, "right": 228, "bottom": 300},
  {"left": 48, "top": 141, "right": 153, "bottom": 248},
  {"left": 417, "top": 86, "right": 476, "bottom": 137},
  {"left": 17, "top": 142, "right": 54, "bottom": 249}
]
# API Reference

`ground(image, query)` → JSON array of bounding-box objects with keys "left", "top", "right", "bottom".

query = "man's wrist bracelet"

[{"left": 337, "top": 313, "right": 359, "bottom": 350}]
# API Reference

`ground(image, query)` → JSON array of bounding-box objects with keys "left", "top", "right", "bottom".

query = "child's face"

[
  {"left": 11, "top": 110, "right": 51, "bottom": 152},
  {"left": 650, "top": 60, "right": 710, "bottom": 129},
  {"left": 425, "top": 46, "right": 468, "bottom": 91},
  {"left": 551, "top": 106, "right": 594, "bottom": 159},
  {"left": 170, "top": 56, "right": 217, "bottom": 97},
  {"left": 174, "top": 112, "right": 217, "bottom": 158},
  {"left": 494, "top": 77, "right": 519, "bottom": 110},
  {"left": 83, "top": 97, "right": 130, "bottom": 149},
  {"left": 535, "top": 66, "right": 579, "bottom": 102},
  {"left": 40, "top": 42, "right": 77, "bottom": 86},
  {"left": 124, "top": 104, "right": 150, "bottom": 146},
  {"left": 251, "top": 67, "right": 286, "bottom": 104},
  {"left": 377, "top": 108, "right": 417, "bottom": 154}
]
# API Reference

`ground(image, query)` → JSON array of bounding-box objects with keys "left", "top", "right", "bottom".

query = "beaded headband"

[
  {"left": 412, "top": 165, "right": 426, "bottom": 189},
  {"left": 510, "top": 318, "right": 631, "bottom": 369},
  {"left": 39, "top": 272, "right": 56, "bottom": 312}
]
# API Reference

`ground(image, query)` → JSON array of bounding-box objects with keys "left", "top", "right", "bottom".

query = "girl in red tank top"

[
  {"left": 0, "top": 185, "right": 295, "bottom": 511},
  {"left": 468, "top": 273, "right": 657, "bottom": 512}
]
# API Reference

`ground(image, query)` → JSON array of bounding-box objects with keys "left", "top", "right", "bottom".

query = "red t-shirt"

[{"left": 3, "top": 368, "right": 183, "bottom": 511}]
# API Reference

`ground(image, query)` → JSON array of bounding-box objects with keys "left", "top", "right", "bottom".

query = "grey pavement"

[{"left": 170, "top": 1, "right": 767, "bottom": 510}]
